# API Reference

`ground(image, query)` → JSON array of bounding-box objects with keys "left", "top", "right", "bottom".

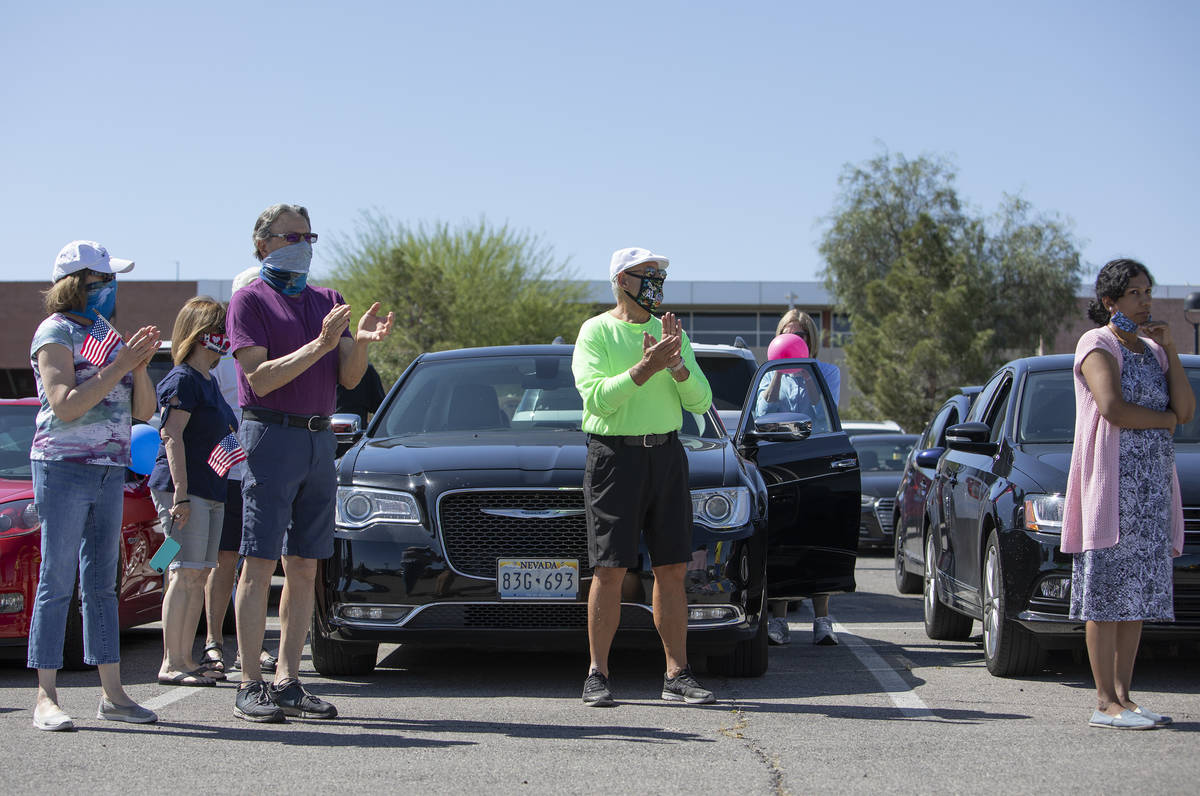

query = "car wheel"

[
  {"left": 62, "top": 587, "right": 89, "bottom": 670},
  {"left": 923, "top": 533, "right": 972, "bottom": 640},
  {"left": 982, "top": 530, "right": 1041, "bottom": 676},
  {"left": 894, "top": 519, "right": 922, "bottom": 594},
  {"left": 309, "top": 611, "right": 378, "bottom": 677},
  {"left": 707, "top": 594, "right": 769, "bottom": 678}
]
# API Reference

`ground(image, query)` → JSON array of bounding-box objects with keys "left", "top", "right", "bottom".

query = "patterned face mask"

[
  {"left": 1110, "top": 309, "right": 1146, "bottom": 332},
  {"left": 200, "top": 332, "right": 231, "bottom": 355},
  {"left": 623, "top": 269, "right": 665, "bottom": 314}
]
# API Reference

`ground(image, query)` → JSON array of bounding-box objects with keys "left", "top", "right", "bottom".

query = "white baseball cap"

[
  {"left": 609, "top": 247, "right": 669, "bottom": 281},
  {"left": 52, "top": 240, "right": 135, "bottom": 282}
]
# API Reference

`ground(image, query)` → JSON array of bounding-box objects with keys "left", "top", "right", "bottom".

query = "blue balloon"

[{"left": 129, "top": 423, "right": 160, "bottom": 475}]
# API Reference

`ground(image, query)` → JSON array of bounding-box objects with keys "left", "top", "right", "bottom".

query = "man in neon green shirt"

[{"left": 572, "top": 246, "right": 714, "bottom": 707}]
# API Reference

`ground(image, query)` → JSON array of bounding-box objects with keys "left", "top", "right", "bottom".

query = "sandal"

[
  {"left": 200, "top": 642, "right": 226, "bottom": 675},
  {"left": 158, "top": 670, "right": 216, "bottom": 687}
]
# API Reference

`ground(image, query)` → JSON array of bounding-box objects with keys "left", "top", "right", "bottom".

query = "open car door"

[{"left": 734, "top": 359, "right": 861, "bottom": 598}]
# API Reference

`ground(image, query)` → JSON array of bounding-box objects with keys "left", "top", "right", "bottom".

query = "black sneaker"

[
  {"left": 261, "top": 654, "right": 278, "bottom": 674},
  {"left": 234, "top": 680, "right": 285, "bottom": 723},
  {"left": 269, "top": 679, "right": 339, "bottom": 719},
  {"left": 662, "top": 667, "right": 715, "bottom": 704},
  {"left": 582, "top": 671, "right": 615, "bottom": 707}
]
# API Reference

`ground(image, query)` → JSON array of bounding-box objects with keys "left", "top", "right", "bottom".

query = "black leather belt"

[
  {"left": 589, "top": 431, "right": 677, "bottom": 448},
  {"left": 243, "top": 408, "right": 331, "bottom": 432}
]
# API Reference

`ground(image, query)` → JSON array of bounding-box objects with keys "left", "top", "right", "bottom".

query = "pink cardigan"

[{"left": 1062, "top": 327, "right": 1184, "bottom": 556}]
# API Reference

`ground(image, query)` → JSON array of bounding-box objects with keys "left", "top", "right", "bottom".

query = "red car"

[{"left": 0, "top": 398, "right": 163, "bottom": 669}]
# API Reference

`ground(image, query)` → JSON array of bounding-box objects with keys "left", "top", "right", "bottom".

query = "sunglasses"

[
  {"left": 629, "top": 266, "right": 664, "bottom": 280},
  {"left": 266, "top": 232, "right": 319, "bottom": 244}
]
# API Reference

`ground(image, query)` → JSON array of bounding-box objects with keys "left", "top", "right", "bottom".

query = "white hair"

[{"left": 232, "top": 266, "right": 260, "bottom": 291}]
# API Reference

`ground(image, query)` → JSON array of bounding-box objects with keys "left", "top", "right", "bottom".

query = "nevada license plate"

[{"left": 497, "top": 558, "right": 579, "bottom": 600}]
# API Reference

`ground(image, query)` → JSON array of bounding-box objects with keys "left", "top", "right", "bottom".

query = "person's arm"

[
  {"left": 35, "top": 325, "right": 160, "bottom": 423},
  {"left": 1079, "top": 349, "right": 1178, "bottom": 429},
  {"left": 337, "top": 301, "right": 394, "bottom": 390},
  {"left": 1142, "top": 323, "right": 1196, "bottom": 425},
  {"left": 236, "top": 304, "right": 351, "bottom": 397},
  {"left": 158, "top": 405, "right": 192, "bottom": 527},
  {"left": 129, "top": 344, "right": 157, "bottom": 422},
  {"left": 573, "top": 322, "right": 679, "bottom": 418}
]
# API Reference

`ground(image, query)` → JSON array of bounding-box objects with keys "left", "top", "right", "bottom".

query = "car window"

[
  {"left": 850, "top": 436, "right": 916, "bottom": 471},
  {"left": 1175, "top": 366, "right": 1200, "bottom": 444},
  {"left": 921, "top": 402, "right": 954, "bottom": 449},
  {"left": 1017, "top": 369, "right": 1076, "bottom": 443},
  {"left": 694, "top": 354, "right": 756, "bottom": 413},
  {"left": 376, "top": 354, "right": 722, "bottom": 440},
  {"left": 967, "top": 371, "right": 1006, "bottom": 424},
  {"left": 0, "top": 403, "right": 38, "bottom": 480},
  {"left": 749, "top": 362, "right": 834, "bottom": 435},
  {"left": 986, "top": 377, "right": 1012, "bottom": 443}
]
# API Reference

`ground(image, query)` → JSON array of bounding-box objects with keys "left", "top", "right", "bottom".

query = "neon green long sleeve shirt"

[{"left": 571, "top": 312, "right": 712, "bottom": 435}]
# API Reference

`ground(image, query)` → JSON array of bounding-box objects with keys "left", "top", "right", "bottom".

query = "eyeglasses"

[
  {"left": 629, "top": 266, "right": 664, "bottom": 280},
  {"left": 266, "top": 232, "right": 319, "bottom": 244}
]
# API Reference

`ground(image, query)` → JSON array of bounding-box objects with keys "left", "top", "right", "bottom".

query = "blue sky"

[{"left": 3, "top": 1, "right": 1197, "bottom": 290}]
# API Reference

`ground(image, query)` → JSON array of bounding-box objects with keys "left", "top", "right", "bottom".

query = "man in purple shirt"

[{"left": 226, "top": 203, "right": 393, "bottom": 723}]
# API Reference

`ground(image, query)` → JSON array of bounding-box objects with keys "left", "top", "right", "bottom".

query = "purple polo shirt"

[{"left": 226, "top": 279, "right": 352, "bottom": 416}]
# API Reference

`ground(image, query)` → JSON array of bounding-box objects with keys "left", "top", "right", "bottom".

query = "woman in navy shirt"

[{"left": 148, "top": 297, "right": 238, "bottom": 686}]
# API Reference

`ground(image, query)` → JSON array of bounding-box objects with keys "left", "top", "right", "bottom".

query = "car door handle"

[{"left": 831, "top": 458, "right": 857, "bottom": 470}]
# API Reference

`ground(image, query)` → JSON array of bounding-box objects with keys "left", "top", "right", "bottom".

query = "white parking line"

[
  {"left": 140, "top": 684, "right": 211, "bottom": 712},
  {"left": 832, "top": 621, "right": 933, "bottom": 718}
]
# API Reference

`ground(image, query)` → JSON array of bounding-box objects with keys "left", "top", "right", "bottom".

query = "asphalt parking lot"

[{"left": 2, "top": 554, "right": 1197, "bottom": 795}]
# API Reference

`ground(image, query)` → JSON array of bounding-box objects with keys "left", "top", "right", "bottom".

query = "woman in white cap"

[{"left": 27, "top": 241, "right": 161, "bottom": 730}]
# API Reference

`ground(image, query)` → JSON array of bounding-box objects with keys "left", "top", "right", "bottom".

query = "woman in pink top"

[{"left": 1063, "top": 259, "right": 1194, "bottom": 730}]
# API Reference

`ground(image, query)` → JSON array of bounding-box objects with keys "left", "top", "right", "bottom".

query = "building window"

[
  {"left": 829, "top": 313, "right": 852, "bottom": 348},
  {"left": 689, "top": 314, "right": 761, "bottom": 346}
]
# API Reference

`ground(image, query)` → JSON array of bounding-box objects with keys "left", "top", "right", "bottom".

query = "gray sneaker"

[
  {"left": 813, "top": 616, "right": 839, "bottom": 646},
  {"left": 767, "top": 617, "right": 791, "bottom": 645},
  {"left": 662, "top": 666, "right": 715, "bottom": 704},
  {"left": 97, "top": 697, "right": 158, "bottom": 724}
]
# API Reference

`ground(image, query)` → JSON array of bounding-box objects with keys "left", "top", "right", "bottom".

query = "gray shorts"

[
  {"left": 150, "top": 490, "right": 224, "bottom": 570},
  {"left": 238, "top": 418, "right": 337, "bottom": 560}
]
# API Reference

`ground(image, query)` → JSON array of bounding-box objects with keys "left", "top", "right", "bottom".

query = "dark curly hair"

[{"left": 1086, "top": 258, "right": 1154, "bottom": 326}]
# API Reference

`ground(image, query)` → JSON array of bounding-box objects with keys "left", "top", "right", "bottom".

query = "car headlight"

[
  {"left": 691, "top": 487, "right": 751, "bottom": 530},
  {"left": 336, "top": 487, "right": 422, "bottom": 529},
  {"left": 860, "top": 494, "right": 876, "bottom": 508},
  {"left": 1023, "top": 494, "right": 1064, "bottom": 534}
]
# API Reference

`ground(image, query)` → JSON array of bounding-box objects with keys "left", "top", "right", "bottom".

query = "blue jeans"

[{"left": 27, "top": 460, "right": 125, "bottom": 669}]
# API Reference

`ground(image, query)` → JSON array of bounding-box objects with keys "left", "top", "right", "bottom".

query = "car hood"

[
  {"left": 1017, "top": 442, "right": 1200, "bottom": 506},
  {"left": 0, "top": 477, "right": 33, "bottom": 504},
  {"left": 348, "top": 431, "right": 733, "bottom": 483},
  {"left": 860, "top": 471, "right": 902, "bottom": 498}
]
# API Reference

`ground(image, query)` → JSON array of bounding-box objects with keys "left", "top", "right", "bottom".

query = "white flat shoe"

[
  {"left": 33, "top": 704, "right": 75, "bottom": 732},
  {"left": 1132, "top": 705, "right": 1173, "bottom": 726},
  {"left": 1088, "top": 709, "right": 1156, "bottom": 730}
]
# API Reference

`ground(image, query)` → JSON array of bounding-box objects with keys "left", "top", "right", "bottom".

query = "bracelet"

[
  {"left": 668, "top": 360, "right": 687, "bottom": 373},
  {"left": 173, "top": 499, "right": 190, "bottom": 505}
]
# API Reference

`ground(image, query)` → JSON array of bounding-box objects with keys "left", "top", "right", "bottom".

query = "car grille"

[
  {"left": 438, "top": 489, "right": 590, "bottom": 579},
  {"left": 1184, "top": 506, "right": 1200, "bottom": 547},
  {"left": 873, "top": 498, "right": 896, "bottom": 533},
  {"left": 405, "top": 603, "right": 655, "bottom": 630}
]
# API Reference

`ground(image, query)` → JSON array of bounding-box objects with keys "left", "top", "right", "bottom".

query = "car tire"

[
  {"left": 61, "top": 587, "right": 89, "bottom": 670},
  {"left": 982, "top": 530, "right": 1041, "bottom": 677},
  {"left": 923, "top": 533, "right": 972, "bottom": 640},
  {"left": 309, "top": 611, "right": 378, "bottom": 677},
  {"left": 708, "top": 595, "right": 769, "bottom": 678},
  {"left": 894, "top": 520, "right": 922, "bottom": 594}
]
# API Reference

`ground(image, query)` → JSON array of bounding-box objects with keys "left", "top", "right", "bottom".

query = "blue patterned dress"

[{"left": 1069, "top": 344, "right": 1175, "bottom": 621}]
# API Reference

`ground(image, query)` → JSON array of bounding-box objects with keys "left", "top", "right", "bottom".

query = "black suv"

[{"left": 313, "top": 345, "right": 860, "bottom": 678}]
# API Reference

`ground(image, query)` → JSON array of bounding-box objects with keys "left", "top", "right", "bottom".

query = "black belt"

[
  {"left": 243, "top": 408, "right": 331, "bottom": 432},
  {"left": 589, "top": 431, "right": 677, "bottom": 448}
]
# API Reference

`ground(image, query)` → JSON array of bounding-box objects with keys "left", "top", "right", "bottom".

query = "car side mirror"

[
  {"left": 744, "top": 412, "right": 813, "bottom": 442},
  {"left": 944, "top": 422, "right": 997, "bottom": 455},
  {"left": 914, "top": 447, "right": 944, "bottom": 468},
  {"left": 331, "top": 413, "right": 364, "bottom": 446}
]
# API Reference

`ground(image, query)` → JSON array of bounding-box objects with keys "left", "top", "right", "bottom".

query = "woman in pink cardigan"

[{"left": 1063, "top": 258, "right": 1194, "bottom": 730}]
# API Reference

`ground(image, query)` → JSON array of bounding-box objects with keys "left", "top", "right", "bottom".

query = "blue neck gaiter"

[
  {"left": 260, "top": 242, "right": 312, "bottom": 296},
  {"left": 85, "top": 282, "right": 117, "bottom": 319}
]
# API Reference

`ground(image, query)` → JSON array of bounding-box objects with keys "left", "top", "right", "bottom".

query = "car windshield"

[
  {"left": 375, "top": 354, "right": 720, "bottom": 439},
  {"left": 695, "top": 354, "right": 756, "bottom": 413},
  {"left": 850, "top": 436, "right": 915, "bottom": 472},
  {"left": 0, "top": 404, "right": 38, "bottom": 480},
  {"left": 1017, "top": 369, "right": 1076, "bottom": 443}
]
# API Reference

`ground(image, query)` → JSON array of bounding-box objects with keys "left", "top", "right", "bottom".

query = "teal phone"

[{"left": 150, "top": 518, "right": 182, "bottom": 574}]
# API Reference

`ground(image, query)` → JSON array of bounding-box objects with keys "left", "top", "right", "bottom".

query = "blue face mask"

[
  {"left": 260, "top": 241, "right": 313, "bottom": 296},
  {"left": 1110, "top": 309, "right": 1145, "bottom": 333},
  {"left": 85, "top": 281, "right": 117, "bottom": 320},
  {"left": 260, "top": 264, "right": 308, "bottom": 296}
]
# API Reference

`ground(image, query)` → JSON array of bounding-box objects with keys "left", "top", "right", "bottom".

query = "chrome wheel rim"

[
  {"left": 984, "top": 545, "right": 1000, "bottom": 661},
  {"left": 924, "top": 535, "right": 936, "bottom": 618}
]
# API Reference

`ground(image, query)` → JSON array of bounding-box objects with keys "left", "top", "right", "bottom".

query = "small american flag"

[
  {"left": 80, "top": 315, "right": 122, "bottom": 367},
  {"left": 207, "top": 432, "right": 247, "bottom": 476}
]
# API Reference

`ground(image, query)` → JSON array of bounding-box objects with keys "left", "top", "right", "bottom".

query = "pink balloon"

[{"left": 767, "top": 333, "right": 809, "bottom": 361}]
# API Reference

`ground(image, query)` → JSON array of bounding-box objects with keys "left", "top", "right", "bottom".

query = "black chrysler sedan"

[
  {"left": 312, "top": 345, "right": 860, "bottom": 678},
  {"left": 921, "top": 354, "right": 1200, "bottom": 676},
  {"left": 850, "top": 433, "right": 918, "bottom": 551},
  {"left": 894, "top": 386, "right": 981, "bottom": 593}
]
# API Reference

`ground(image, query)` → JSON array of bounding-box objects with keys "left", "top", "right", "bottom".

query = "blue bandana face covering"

[
  {"left": 260, "top": 241, "right": 313, "bottom": 295},
  {"left": 1110, "top": 309, "right": 1145, "bottom": 332},
  {"left": 85, "top": 281, "right": 117, "bottom": 320}
]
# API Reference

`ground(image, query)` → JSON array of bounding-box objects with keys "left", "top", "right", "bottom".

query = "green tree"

[
  {"left": 325, "top": 214, "right": 594, "bottom": 385},
  {"left": 819, "top": 151, "right": 1083, "bottom": 431}
]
